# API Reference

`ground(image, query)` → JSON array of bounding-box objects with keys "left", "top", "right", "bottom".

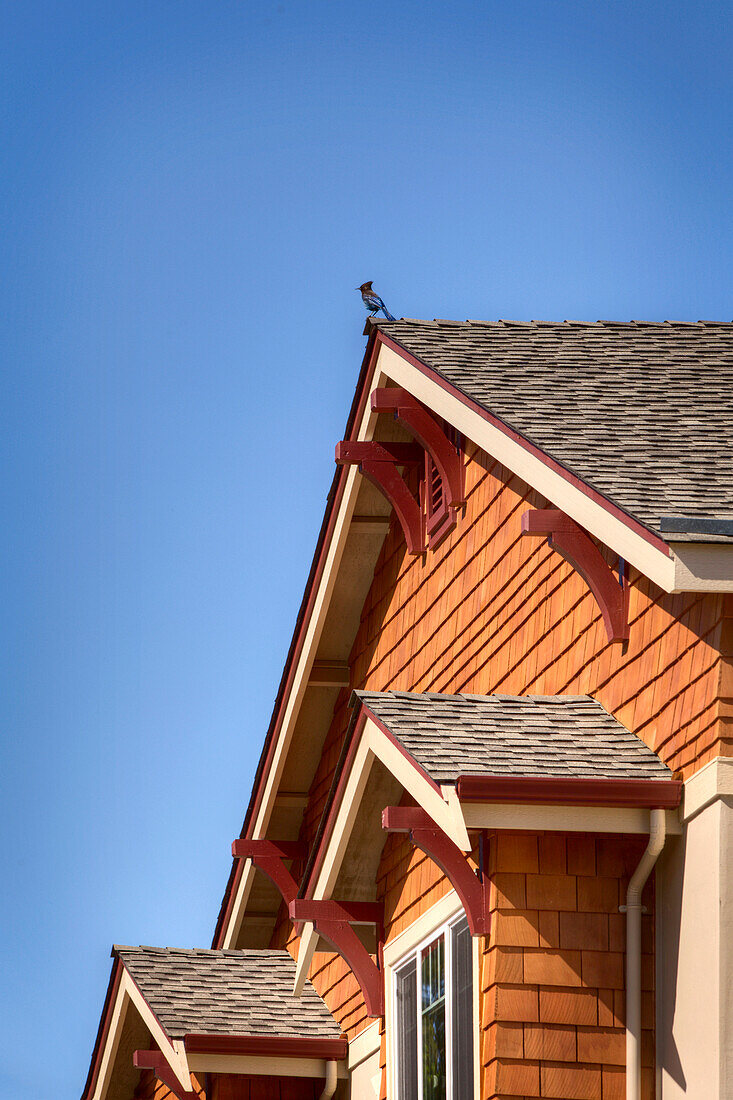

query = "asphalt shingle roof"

[
  {"left": 373, "top": 318, "right": 733, "bottom": 538},
  {"left": 355, "top": 690, "right": 672, "bottom": 783},
  {"left": 114, "top": 947, "right": 341, "bottom": 1040}
]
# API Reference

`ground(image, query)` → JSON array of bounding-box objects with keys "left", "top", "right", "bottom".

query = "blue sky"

[{"left": 1, "top": 2, "right": 731, "bottom": 1096}]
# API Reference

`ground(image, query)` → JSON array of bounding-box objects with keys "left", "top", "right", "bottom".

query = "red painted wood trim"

[
  {"left": 133, "top": 1051, "right": 198, "bottom": 1100},
  {"left": 291, "top": 899, "right": 384, "bottom": 926},
  {"left": 522, "top": 508, "right": 629, "bottom": 641},
  {"left": 455, "top": 775, "right": 682, "bottom": 808},
  {"left": 232, "top": 839, "right": 307, "bottom": 861},
  {"left": 230, "top": 840, "right": 304, "bottom": 908},
  {"left": 183, "top": 1034, "right": 348, "bottom": 1060},
  {"left": 289, "top": 898, "right": 385, "bottom": 1018},
  {"left": 335, "top": 440, "right": 423, "bottom": 466},
  {"left": 382, "top": 807, "right": 490, "bottom": 935},
  {"left": 371, "top": 387, "right": 465, "bottom": 507},
  {"left": 374, "top": 331, "right": 670, "bottom": 553},
  {"left": 359, "top": 459, "right": 424, "bottom": 553}
]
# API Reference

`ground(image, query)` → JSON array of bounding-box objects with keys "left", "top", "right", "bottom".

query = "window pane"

[
  {"left": 421, "top": 938, "right": 446, "bottom": 1100},
  {"left": 396, "top": 959, "right": 418, "bottom": 1100},
  {"left": 451, "top": 917, "right": 474, "bottom": 1097}
]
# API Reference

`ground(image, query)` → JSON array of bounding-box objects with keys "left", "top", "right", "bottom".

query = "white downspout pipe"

[
  {"left": 623, "top": 808, "right": 666, "bottom": 1100},
  {"left": 319, "top": 1058, "right": 338, "bottom": 1100}
]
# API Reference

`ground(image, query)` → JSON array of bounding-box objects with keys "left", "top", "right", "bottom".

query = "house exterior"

[{"left": 83, "top": 317, "right": 733, "bottom": 1100}]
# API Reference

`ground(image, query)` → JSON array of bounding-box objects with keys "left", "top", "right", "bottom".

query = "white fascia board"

[
  {"left": 683, "top": 757, "right": 733, "bottom": 821},
  {"left": 670, "top": 542, "right": 733, "bottom": 593},
  {"left": 293, "top": 717, "right": 471, "bottom": 996},
  {"left": 91, "top": 970, "right": 192, "bottom": 1100},
  {"left": 377, "top": 343, "right": 678, "bottom": 592},
  {"left": 461, "top": 802, "right": 682, "bottom": 835},
  {"left": 186, "top": 1053, "right": 348, "bottom": 1079}
]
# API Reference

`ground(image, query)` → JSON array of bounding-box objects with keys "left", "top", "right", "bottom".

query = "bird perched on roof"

[{"left": 357, "top": 281, "right": 395, "bottom": 321}]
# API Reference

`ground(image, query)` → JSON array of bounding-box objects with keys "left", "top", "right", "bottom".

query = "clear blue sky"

[{"left": 1, "top": 2, "right": 730, "bottom": 1096}]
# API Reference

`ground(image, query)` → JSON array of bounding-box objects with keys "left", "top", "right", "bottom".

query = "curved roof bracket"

[
  {"left": 371, "top": 387, "right": 465, "bottom": 507},
  {"left": 382, "top": 806, "right": 490, "bottom": 935},
  {"left": 231, "top": 839, "right": 307, "bottom": 909},
  {"left": 289, "top": 899, "right": 385, "bottom": 1018},
  {"left": 522, "top": 508, "right": 629, "bottom": 642}
]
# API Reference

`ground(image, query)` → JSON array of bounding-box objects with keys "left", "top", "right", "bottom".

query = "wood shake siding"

[{"left": 272, "top": 443, "right": 729, "bottom": 1090}]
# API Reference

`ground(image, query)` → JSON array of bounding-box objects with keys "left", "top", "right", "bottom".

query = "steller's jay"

[{"left": 357, "top": 281, "right": 395, "bottom": 321}]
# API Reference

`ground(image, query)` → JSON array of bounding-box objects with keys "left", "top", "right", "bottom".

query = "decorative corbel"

[
  {"left": 521, "top": 509, "right": 629, "bottom": 642},
  {"left": 382, "top": 807, "right": 490, "bottom": 935},
  {"left": 231, "top": 839, "right": 307, "bottom": 909},
  {"left": 335, "top": 440, "right": 424, "bottom": 554},
  {"left": 370, "top": 388, "right": 464, "bottom": 508},
  {"left": 133, "top": 1051, "right": 198, "bottom": 1100},
  {"left": 289, "top": 899, "right": 385, "bottom": 1017}
]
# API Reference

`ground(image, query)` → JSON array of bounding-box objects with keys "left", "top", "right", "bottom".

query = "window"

[{"left": 393, "top": 916, "right": 474, "bottom": 1100}]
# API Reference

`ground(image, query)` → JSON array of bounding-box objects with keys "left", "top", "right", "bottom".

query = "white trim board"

[
  {"left": 293, "top": 718, "right": 471, "bottom": 994},
  {"left": 90, "top": 968, "right": 192, "bottom": 1100}
]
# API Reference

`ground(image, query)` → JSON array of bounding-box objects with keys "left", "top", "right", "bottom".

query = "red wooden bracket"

[
  {"left": 382, "top": 807, "right": 490, "bottom": 935},
  {"left": 521, "top": 509, "right": 629, "bottom": 642},
  {"left": 335, "top": 441, "right": 424, "bottom": 553},
  {"left": 371, "top": 388, "right": 464, "bottom": 507},
  {"left": 335, "top": 440, "right": 423, "bottom": 466},
  {"left": 289, "top": 898, "right": 385, "bottom": 1017},
  {"left": 232, "top": 839, "right": 307, "bottom": 909},
  {"left": 133, "top": 1051, "right": 198, "bottom": 1100}
]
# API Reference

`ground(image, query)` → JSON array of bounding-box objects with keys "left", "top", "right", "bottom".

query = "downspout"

[
  {"left": 623, "top": 808, "right": 666, "bottom": 1100},
  {"left": 319, "top": 1058, "right": 339, "bottom": 1100}
]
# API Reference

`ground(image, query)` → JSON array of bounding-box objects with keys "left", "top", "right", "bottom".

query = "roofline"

[
  {"left": 212, "top": 326, "right": 383, "bottom": 947},
  {"left": 456, "top": 774, "right": 682, "bottom": 808},
  {"left": 376, "top": 329, "right": 674, "bottom": 549},
  {"left": 183, "top": 1034, "right": 348, "bottom": 1060},
  {"left": 80, "top": 959, "right": 121, "bottom": 1100},
  {"left": 213, "top": 320, "right": 701, "bottom": 947}
]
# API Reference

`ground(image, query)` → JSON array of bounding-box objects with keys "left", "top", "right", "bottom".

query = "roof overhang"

[
  {"left": 290, "top": 697, "right": 681, "bottom": 995},
  {"left": 83, "top": 959, "right": 348, "bottom": 1100},
  {"left": 216, "top": 325, "right": 720, "bottom": 949},
  {"left": 82, "top": 961, "right": 193, "bottom": 1100}
]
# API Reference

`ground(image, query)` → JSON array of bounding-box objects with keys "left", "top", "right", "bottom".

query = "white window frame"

[{"left": 384, "top": 892, "right": 480, "bottom": 1100}]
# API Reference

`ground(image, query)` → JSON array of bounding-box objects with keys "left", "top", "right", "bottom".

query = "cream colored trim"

[
  {"left": 348, "top": 1021, "right": 381, "bottom": 1070},
  {"left": 670, "top": 543, "right": 733, "bottom": 593},
  {"left": 383, "top": 893, "right": 479, "bottom": 1100},
  {"left": 683, "top": 757, "right": 733, "bottom": 822},
  {"left": 293, "top": 920, "right": 320, "bottom": 996},
  {"left": 90, "top": 970, "right": 192, "bottom": 1100},
  {"left": 460, "top": 801, "right": 682, "bottom": 835},
  {"left": 294, "top": 720, "right": 471, "bottom": 996},
  {"left": 382, "top": 891, "right": 463, "bottom": 968},
  {"left": 186, "top": 1053, "right": 348, "bottom": 1078},
  {"left": 221, "top": 365, "right": 391, "bottom": 948},
  {"left": 89, "top": 976, "right": 129, "bottom": 1100},
  {"left": 121, "top": 971, "right": 192, "bottom": 1091},
  {"left": 377, "top": 343, "right": 678, "bottom": 592}
]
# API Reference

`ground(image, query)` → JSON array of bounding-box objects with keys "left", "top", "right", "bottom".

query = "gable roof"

[
  {"left": 114, "top": 946, "right": 341, "bottom": 1040},
  {"left": 373, "top": 318, "right": 733, "bottom": 538},
  {"left": 354, "top": 690, "right": 674, "bottom": 783}
]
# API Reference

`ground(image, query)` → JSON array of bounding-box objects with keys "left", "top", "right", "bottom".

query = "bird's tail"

[{"left": 379, "top": 301, "right": 396, "bottom": 321}]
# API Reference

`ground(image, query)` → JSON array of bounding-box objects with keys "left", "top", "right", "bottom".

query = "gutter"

[{"left": 621, "top": 808, "right": 667, "bottom": 1100}]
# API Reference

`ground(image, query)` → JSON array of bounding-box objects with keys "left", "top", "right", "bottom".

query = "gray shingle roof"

[
  {"left": 114, "top": 947, "right": 341, "bottom": 1040},
  {"left": 373, "top": 318, "right": 733, "bottom": 538},
  {"left": 355, "top": 690, "right": 672, "bottom": 782}
]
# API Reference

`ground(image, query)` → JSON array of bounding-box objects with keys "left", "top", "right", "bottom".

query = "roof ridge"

[{"left": 374, "top": 317, "right": 732, "bottom": 328}]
